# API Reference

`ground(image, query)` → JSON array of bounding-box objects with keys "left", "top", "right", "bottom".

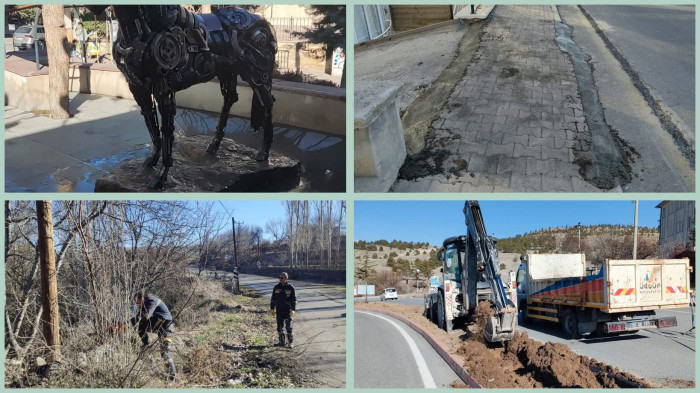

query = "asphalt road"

[
  {"left": 580, "top": 5, "right": 695, "bottom": 141},
  {"left": 236, "top": 273, "right": 346, "bottom": 388},
  {"left": 558, "top": 5, "right": 694, "bottom": 192},
  {"left": 519, "top": 307, "right": 695, "bottom": 386},
  {"left": 355, "top": 294, "right": 425, "bottom": 307},
  {"left": 354, "top": 310, "right": 460, "bottom": 388}
]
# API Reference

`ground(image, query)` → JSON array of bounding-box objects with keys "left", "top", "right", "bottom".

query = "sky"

[
  {"left": 355, "top": 200, "right": 665, "bottom": 246},
  {"left": 190, "top": 201, "right": 287, "bottom": 240}
]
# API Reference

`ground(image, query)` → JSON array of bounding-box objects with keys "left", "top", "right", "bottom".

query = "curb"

[{"left": 361, "top": 308, "right": 482, "bottom": 388}]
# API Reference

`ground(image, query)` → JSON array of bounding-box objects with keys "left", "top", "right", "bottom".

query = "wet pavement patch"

[
  {"left": 499, "top": 67, "right": 519, "bottom": 78},
  {"left": 554, "top": 21, "right": 632, "bottom": 189}
]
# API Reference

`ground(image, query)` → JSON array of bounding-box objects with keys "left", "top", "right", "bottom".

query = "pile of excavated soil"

[
  {"left": 356, "top": 302, "right": 651, "bottom": 388},
  {"left": 470, "top": 301, "right": 495, "bottom": 343}
]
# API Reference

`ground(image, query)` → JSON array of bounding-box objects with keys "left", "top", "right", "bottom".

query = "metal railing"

[{"left": 269, "top": 17, "right": 312, "bottom": 42}]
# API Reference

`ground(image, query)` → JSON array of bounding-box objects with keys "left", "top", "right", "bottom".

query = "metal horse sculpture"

[{"left": 88, "top": 5, "right": 277, "bottom": 189}]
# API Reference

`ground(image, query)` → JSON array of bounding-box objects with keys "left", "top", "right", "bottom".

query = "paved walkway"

[{"left": 393, "top": 5, "right": 614, "bottom": 192}]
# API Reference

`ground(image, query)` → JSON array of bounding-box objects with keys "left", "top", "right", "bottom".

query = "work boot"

[
  {"left": 287, "top": 341, "right": 294, "bottom": 349},
  {"left": 287, "top": 334, "right": 294, "bottom": 349},
  {"left": 167, "top": 359, "right": 177, "bottom": 384},
  {"left": 275, "top": 333, "right": 285, "bottom": 347}
]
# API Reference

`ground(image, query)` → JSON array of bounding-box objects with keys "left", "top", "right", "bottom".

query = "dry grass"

[{"left": 5, "top": 278, "right": 321, "bottom": 388}]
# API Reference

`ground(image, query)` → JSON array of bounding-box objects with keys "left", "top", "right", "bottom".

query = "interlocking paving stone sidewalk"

[{"left": 393, "top": 5, "right": 618, "bottom": 192}]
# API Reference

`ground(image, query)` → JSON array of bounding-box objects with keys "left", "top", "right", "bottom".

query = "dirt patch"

[
  {"left": 400, "top": 20, "right": 486, "bottom": 155},
  {"left": 471, "top": 301, "right": 495, "bottom": 342},
  {"left": 357, "top": 302, "right": 652, "bottom": 388}
]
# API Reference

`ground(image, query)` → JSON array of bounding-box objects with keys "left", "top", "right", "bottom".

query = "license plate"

[{"left": 628, "top": 320, "right": 655, "bottom": 329}]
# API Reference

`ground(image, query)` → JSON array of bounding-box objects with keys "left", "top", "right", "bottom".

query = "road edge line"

[
  {"left": 359, "top": 308, "right": 482, "bottom": 388},
  {"left": 357, "top": 311, "right": 437, "bottom": 388}
]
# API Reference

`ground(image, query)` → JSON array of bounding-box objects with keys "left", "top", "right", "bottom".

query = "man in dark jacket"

[
  {"left": 132, "top": 290, "right": 177, "bottom": 382},
  {"left": 270, "top": 272, "right": 296, "bottom": 348}
]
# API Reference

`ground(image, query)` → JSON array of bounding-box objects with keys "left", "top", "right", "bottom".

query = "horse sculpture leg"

[
  {"left": 250, "top": 87, "right": 274, "bottom": 162},
  {"left": 130, "top": 84, "right": 162, "bottom": 168},
  {"left": 148, "top": 91, "right": 176, "bottom": 189},
  {"left": 206, "top": 76, "right": 239, "bottom": 155}
]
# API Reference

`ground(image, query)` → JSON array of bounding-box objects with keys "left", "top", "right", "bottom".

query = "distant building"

[{"left": 656, "top": 201, "right": 695, "bottom": 257}]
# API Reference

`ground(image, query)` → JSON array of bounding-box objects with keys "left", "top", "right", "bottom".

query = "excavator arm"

[{"left": 463, "top": 201, "right": 518, "bottom": 342}]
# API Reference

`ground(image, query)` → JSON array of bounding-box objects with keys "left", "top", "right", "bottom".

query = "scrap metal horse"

[{"left": 88, "top": 5, "right": 277, "bottom": 189}]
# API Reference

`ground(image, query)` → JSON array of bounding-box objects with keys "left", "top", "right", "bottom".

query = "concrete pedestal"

[
  {"left": 354, "top": 81, "right": 406, "bottom": 192},
  {"left": 95, "top": 135, "right": 301, "bottom": 192}
]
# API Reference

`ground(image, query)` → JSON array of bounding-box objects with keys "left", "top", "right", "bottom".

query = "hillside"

[
  {"left": 355, "top": 224, "right": 661, "bottom": 293},
  {"left": 497, "top": 224, "right": 658, "bottom": 263}
]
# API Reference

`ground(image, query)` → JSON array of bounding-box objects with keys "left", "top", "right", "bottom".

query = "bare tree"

[{"left": 265, "top": 218, "right": 285, "bottom": 246}]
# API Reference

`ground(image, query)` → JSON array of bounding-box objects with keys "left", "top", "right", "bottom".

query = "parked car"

[
  {"left": 379, "top": 288, "right": 398, "bottom": 301},
  {"left": 13, "top": 25, "right": 45, "bottom": 50}
]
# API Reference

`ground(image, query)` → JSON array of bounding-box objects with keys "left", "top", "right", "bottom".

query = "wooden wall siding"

[{"left": 390, "top": 5, "right": 453, "bottom": 32}]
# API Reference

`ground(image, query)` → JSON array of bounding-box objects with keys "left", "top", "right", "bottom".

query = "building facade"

[{"left": 657, "top": 201, "right": 695, "bottom": 257}]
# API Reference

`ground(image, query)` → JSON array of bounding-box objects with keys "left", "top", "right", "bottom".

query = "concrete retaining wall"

[
  {"left": 5, "top": 70, "right": 50, "bottom": 112},
  {"left": 354, "top": 80, "right": 407, "bottom": 192},
  {"left": 5, "top": 64, "right": 345, "bottom": 135}
]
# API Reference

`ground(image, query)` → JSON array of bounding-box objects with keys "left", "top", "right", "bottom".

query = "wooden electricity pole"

[{"left": 37, "top": 201, "right": 61, "bottom": 363}]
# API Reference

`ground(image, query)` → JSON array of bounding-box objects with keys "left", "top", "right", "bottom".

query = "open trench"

[{"left": 358, "top": 302, "right": 651, "bottom": 388}]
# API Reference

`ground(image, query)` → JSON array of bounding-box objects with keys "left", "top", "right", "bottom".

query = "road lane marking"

[{"left": 357, "top": 311, "right": 437, "bottom": 388}]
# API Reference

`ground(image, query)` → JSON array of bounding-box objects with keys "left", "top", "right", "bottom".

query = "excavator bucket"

[{"left": 484, "top": 305, "right": 518, "bottom": 343}]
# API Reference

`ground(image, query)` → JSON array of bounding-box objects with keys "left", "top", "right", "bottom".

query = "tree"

[
  {"left": 355, "top": 256, "right": 374, "bottom": 303},
  {"left": 265, "top": 218, "right": 286, "bottom": 246},
  {"left": 295, "top": 5, "right": 346, "bottom": 86},
  {"left": 250, "top": 225, "right": 263, "bottom": 260},
  {"left": 37, "top": 201, "right": 60, "bottom": 364},
  {"left": 43, "top": 5, "right": 70, "bottom": 119}
]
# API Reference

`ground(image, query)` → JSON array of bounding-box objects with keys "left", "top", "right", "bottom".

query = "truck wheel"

[
  {"left": 425, "top": 298, "right": 432, "bottom": 319},
  {"left": 561, "top": 309, "right": 580, "bottom": 339},
  {"left": 437, "top": 295, "right": 446, "bottom": 331}
]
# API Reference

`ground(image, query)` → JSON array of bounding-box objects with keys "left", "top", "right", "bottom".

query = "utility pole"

[
  {"left": 232, "top": 217, "right": 238, "bottom": 270},
  {"left": 633, "top": 201, "right": 639, "bottom": 259},
  {"left": 37, "top": 201, "right": 60, "bottom": 364},
  {"left": 577, "top": 222, "right": 581, "bottom": 252},
  {"left": 232, "top": 217, "right": 240, "bottom": 294}
]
